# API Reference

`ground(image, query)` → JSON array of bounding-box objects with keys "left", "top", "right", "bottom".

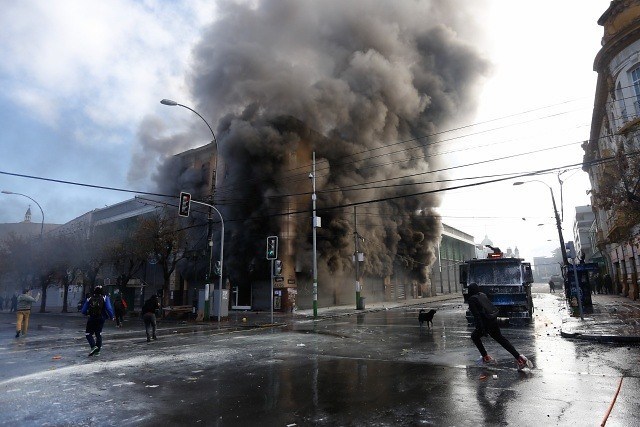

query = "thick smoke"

[{"left": 148, "top": 0, "right": 490, "bottom": 297}]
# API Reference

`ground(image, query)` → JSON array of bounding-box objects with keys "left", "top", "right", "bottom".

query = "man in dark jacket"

[
  {"left": 81, "top": 286, "right": 114, "bottom": 356},
  {"left": 468, "top": 283, "right": 533, "bottom": 370},
  {"left": 141, "top": 295, "right": 160, "bottom": 342}
]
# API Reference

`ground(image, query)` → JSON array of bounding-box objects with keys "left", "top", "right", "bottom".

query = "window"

[
  {"left": 631, "top": 66, "right": 640, "bottom": 115},
  {"left": 616, "top": 82, "right": 628, "bottom": 122}
]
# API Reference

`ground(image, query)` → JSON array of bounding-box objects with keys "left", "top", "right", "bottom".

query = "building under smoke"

[{"left": 145, "top": 0, "right": 490, "bottom": 310}]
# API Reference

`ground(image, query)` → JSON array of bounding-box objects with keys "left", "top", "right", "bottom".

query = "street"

[{"left": 1, "top": 284, "right": 638, "bottom": 426}]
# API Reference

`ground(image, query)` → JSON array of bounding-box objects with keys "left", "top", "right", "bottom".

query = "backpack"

[
  {"left": 88, "top": 296, "right": 104, "bottom": 318},
  {"left": 473, "top": 292, "right": 499, "bottom": 321}
]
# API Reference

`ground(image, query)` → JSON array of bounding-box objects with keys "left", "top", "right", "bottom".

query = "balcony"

[
  {"left": 606, "top": 209, "right": 640, "bottom": 242},
  {"left": 617, "top": 113, "right": 640, "bottom": 135}
]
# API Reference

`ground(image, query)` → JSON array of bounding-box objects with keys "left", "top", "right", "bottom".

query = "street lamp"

[
  {"left": 161, "top": 99, "right": 219, "bottom": 201},
  {"left": 2, "top": 190, "right": 44, "bottom": 238},
  {"left": 513, "top": 181, "right": 568, "bottom": 265},
  {"left": 513, "top": 180, "right": 583, "bottom": 318},
  {"left": 161, "top": 98, "right": 224, "bottom": 321}
]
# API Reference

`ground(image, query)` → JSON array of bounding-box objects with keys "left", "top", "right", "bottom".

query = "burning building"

[{"left": 145, "top": 0, "right": 490, "bottom": 311}]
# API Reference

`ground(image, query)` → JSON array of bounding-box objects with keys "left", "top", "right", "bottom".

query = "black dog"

[{"left": 418, "top": 309, "right": 437, "bottom": 329}]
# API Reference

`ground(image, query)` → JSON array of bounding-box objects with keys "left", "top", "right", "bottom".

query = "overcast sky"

[{"left": 0, "top": 0, "right": 611, "bottom": 262}]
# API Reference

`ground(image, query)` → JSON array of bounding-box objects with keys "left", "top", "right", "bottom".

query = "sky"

[{"left": 0, "top": 0, "right": 611, "bottom": 263}]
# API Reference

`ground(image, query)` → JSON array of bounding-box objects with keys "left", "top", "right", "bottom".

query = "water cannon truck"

[{"left": 460, "top": 245, "right": 534, "bottom": 325}]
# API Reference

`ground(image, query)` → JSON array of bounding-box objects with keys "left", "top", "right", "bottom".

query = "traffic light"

[
  {"left": 214, "top": 261, "right": 221, "bottom": 276},
  {"left": 178, "top": 192, "right": 191, "bottom": 217},
  {"left": 274, "top": 260, "right": 283, "bottom": 275},
  {"left": 565, "top": 241, "right": 576, "bottom": 259},
  {"left": 266, "top": 236, "right": 278, "bottom": 260}
]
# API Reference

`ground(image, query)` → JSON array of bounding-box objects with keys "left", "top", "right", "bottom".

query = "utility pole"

[
  {"left": 354, "top": 206, "right": 361, "bottom": 309},
  {"left": 311, "top": 152, "right": 319, "bottom": 318}
]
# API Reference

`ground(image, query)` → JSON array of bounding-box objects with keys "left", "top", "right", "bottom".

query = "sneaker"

[
  {"left": 517, "top": 355, "right": 533, "bottom": 371},
  {"left": 89, "top": 346, "right": 100, "bottom": 356},
  {"left": 152, "top": 335, "right": 157, "bottom": 340},
  {"left": 15, "top": 331, "right": 20, "bottom": 338},
  {"left": 482, "top": 355, "right": 496, "bottom": 364}
]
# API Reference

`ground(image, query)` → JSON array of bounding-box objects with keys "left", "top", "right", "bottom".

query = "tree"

[
  {"left": 591, "top": 141, "right": 640, "bottom": 239},
  {"left": 106, "top": 219, "right": 149, "bottom": 295},
  {"left": 136, "top": 209, "right": 190, "bottom": 306}
]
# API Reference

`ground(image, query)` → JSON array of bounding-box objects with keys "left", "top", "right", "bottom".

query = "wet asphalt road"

[{"left": 0, "top": 284, "right": 638, "bottom": 426}]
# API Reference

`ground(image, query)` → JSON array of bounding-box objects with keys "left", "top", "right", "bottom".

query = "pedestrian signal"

[
  {"left": 178, "top": 192, "right": 191, "bottom": 217},
  {"left": 274, "top": 260, "right": 283, "bottom": 275}
]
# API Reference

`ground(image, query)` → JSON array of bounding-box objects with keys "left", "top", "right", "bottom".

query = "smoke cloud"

[{"left": 147, "top": 0, "right": 490, "bottom": 297}]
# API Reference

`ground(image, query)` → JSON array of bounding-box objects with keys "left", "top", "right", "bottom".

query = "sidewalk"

[
  {"left": 559, "top": 293, "right": 640, "bottom": 343},
  {"left": 10, "top": 292, "right": 640, "bottom": 343},
  {"left": 292, "top": 293, "right": 461, "bottom": 320}
]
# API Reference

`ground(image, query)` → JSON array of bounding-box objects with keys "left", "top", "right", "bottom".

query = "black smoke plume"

[{"left": 147, "top": 0, "right": 490, "bottom": 300}]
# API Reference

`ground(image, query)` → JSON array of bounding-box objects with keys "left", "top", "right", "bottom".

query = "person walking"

[
  {"left": 548, "top": 279, "right": 555, "bottom": 293},
  {"left": 81, "top": 286, "right": 114, "bottom": 356},
  {"left": 15, "top": 288, "right": 41, "bottom": 338},
  {"left": 603, "top": 273, "right": 613, "bottom": 295},
  {"left": 113, "top": 292, "right": 128, "bottom": 328},
  {"left": 467, "top": 283, "right": 533, "bottom": 371},
  {"left": 10, "top": 292, "right": 18, "bottom": 313},
  {"left": 141, "top": 295, "right": 160, "bottom": 342}
]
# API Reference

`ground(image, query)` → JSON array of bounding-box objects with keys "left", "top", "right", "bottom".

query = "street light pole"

[
  {"left": 161, "top": 99, "right": 222, "bottom": 319},
  {"left": 513, "top": 180, "right": 583, "bottom": 319},
  {"left": 190, "top": 199, "right": 225, "bottom": 322},
  {"left": 2, "top": 191, "right": 44, "bottom": 238}
]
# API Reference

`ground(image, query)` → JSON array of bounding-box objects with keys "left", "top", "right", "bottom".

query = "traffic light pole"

[
  {"left": 354, "top": 206, "right": 361, "bottom": 309},
  {"left": 311, "top": 152, "right": 318, "bottom": 318},
  {"left": 270, "top": 259, "right": 274, "bottom": 324},
  {"left": 190, "top": 199, "right": 225, "bottom": 322}
]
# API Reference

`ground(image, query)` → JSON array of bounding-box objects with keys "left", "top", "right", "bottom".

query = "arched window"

[
  {"left": 631, "top": 65, "right": 640, "bottom": 115},
  {"left": 616, "top": 81, "right": 628, "bottom": 122}
]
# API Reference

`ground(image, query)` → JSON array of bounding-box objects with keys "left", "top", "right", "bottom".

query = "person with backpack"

[
  {"left": 141, "top": 295, "right": 160, "bottom": 342},
  {"left": 81, "top": 286, "right": 114, "bottom": 356},
  {"left": 113, "top": 291, "right": 128, "bottom": 328},
  {"left": 467, "top": 283, "right": 533, "bottom": 371}
]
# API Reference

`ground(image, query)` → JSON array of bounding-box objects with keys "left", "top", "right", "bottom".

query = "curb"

[{"left": 559, "top": 330, "right": 640, "bottom": 343}]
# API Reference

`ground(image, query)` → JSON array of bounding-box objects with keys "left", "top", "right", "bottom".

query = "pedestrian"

[
  {"left": 113, "top": 291, "right": 128, "bottom": 328},
  {"left": 548, "top": 279, "right": 555, "bottom": 293},
  {"left": 0, "top": 295, "right": 4, "bottom": 311},
  {"left": 15, "top": 288, "right": 41, "bottom": 338},
  {"left": 141, "top": 295, "right": 160, "bottom": 342},
  {"left": 81, "top": 286, "right": 114, "bottom": 356},
  {"left": 603, "top": 273, "right": 613, "bottom": 295},
  {"left": 467, "top": 283, "right": 533, "bottom": 371},
  {"left": 10, "top": 293, "right": 18, "bottom": 313}
]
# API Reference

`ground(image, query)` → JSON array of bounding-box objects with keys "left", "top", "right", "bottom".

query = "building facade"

[
  {"left": 430, "top": 225, "right": 476, "bottom": 295},
  {"left": 583, "top": 0, "right": 640, "bottom": 299}
]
